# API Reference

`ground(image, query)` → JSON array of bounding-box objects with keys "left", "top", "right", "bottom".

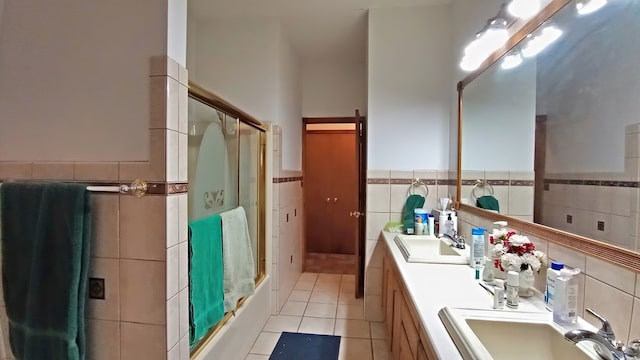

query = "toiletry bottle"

[
  {"left": 470, "top": 228, "right": 485, "bottom": 269},
  {"left": 493, "top": 279, "right": 505, "bottom": 309},
  {"left": 545, "top": 261, "right": 564, "bottom": 310},
  {"left": 427, "top": 214, "right": 435, "bottom": 236},
  {"left": 553, "top": 268, "right": 581, "bottom": 325},
  {"left": 506, "top": 270, "right": 519, "bottom": 309},
  {"left": 445, "top": 213, "right": 454, "bottom": 236}
]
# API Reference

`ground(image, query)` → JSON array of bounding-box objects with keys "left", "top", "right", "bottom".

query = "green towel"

[
  {"left": 476, "top": 195, "right": 500, "bottom": 211},
  {"left": 403, "top": 194, "right": 425, "bottom": 234},
  {"left": 1, "top": 182, "right": 91, "bottom": 360},
  {"left": 188, "top": 214, "right": 225, "bottom": 347}
]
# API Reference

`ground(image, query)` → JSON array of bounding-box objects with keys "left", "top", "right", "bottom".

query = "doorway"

[{"left": 302, "top": 115, "right": 366, "bottom": 296}]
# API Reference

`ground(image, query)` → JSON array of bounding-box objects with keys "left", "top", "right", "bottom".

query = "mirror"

[{"left": 459, "top": 0, "right": 640, "bottom": 253}]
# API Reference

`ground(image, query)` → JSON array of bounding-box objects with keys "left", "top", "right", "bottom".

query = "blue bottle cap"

[
  {"left": 551, "top": 261, "right": 564, "bottom": 270},
  {"left": 471, "top": 228, "right": 485, "bottom": 235}
]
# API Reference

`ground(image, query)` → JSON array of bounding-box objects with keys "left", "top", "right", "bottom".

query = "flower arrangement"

[{"left": 489, "top": 230, "right": 547, "bottom": 273}]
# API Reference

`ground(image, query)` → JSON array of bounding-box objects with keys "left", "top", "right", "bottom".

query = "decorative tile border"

[
  {"left": 461, "top": 179, "right": 534, "bottom": 186},
  {"left": 545, "top": 179, "right": 640, "bottom": 188},
  {"left": 368, "top": 178, "right": 447, "bottom": 185},
  {"left": 273, "top": 176, "right": 303, "bottom": 184}
]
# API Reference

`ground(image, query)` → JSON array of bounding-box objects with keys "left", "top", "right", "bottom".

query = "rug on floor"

[{"left": 269, "top": 332, "right": 341, "bottom": 360}]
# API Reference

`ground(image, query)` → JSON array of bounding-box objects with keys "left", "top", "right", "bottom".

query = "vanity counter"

[{"left": 379, "top": 231, "right": 553, "bottom": 359}]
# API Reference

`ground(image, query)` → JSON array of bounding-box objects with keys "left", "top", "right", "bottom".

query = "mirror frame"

[{"left": 455, "top": 0, "right": 640, "bottom": 272}]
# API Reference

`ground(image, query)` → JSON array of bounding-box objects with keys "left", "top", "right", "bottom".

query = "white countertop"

[{"left": 380, "top": 231, "right": 595, "bottom": 360}]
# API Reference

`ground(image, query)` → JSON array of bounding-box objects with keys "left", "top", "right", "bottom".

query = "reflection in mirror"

[{"left": 460, "top": 0, "right": 640, "bottom": 252}]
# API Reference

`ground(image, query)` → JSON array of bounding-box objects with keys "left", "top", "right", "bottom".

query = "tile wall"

[
  {"left": 456, "top": 210, "right": 640, "bottom": 344},
  {"left": 363, "top": 169, "right": 455, "bottom": 321},
  {"left": 0, "top": 56, "right": 190, "bottom": 360},
  {"left": 460, "top": 170, "right": 535, "bottom": 221},
  {"left": 271, "top": 125, "right": 304, "bottom": 314},
  {"left": 540, "top": 123, "right": 640, "bottom": 251}
]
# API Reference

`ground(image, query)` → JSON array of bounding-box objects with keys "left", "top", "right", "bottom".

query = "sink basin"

[
  {"left": 438, "top": 307, "right": 601, "bottom": 360},
  {"left": 394, "top": 234, "right": 470, "bottom": 264}
]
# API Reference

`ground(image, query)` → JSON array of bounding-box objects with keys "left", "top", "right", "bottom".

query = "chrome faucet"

[
  {"left": 564, "top": 308, "right": 640, "bottom": 360},
  {"left": 439, "top": 230, "right": 466, "bottom": 249}
]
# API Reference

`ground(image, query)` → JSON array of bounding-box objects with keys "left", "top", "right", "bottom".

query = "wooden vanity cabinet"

[{"left": 383, "top": 244, "right": 439, "bottom": 360}]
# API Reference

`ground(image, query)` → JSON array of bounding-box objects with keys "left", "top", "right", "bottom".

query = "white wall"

[
  {"left": 188, "top": 17, "right": 302, "bottom": 170},
  {"left": 461, "top": 61, "right": 537, "bottom": 171},
  {"left": 367, "top": 5, "right": 452, "bottom": 170},
  {"left": 168, "top": 0, "right": 187, "bottom": 66},
  {"left": 302, "top": 61, "right": 367, "bottom": 117},
  {"left": 0, "top": 0, "right": 170, "bottom": 162},
  {"left": 277, "top": 27, "right": 303, "bottom": 170},
  {"left": 538, "top": 1, "right": 640, "bottom": 174}
]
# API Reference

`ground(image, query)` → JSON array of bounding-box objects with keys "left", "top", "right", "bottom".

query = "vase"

[{"left": 518, "top": 267, "right": 535, "bottom": 298}]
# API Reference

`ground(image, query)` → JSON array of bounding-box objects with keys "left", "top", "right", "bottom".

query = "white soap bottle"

[
  {"left": 493, "top": 279, "right": 505, "bottom": 309},
  {"left": 553, "top": 268, "right": 581, "bottom": 325},
  {"left": 506, "top": 271, "right": 519, "bottom": 309},
  {"left": 470, "top": 228, "right": 485, "bottom": 269}
]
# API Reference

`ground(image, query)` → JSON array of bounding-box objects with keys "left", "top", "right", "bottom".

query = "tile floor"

[{"left": 246, "top": 273, "right": 391, "bottom": 360}]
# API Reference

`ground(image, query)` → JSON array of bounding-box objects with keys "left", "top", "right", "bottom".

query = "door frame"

[{"left": 302, "top": 114, "right": 367, "bottom": 296}]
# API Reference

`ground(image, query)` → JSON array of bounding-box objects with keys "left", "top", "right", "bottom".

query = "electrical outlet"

[
  {"left": 89, "top": 278, "right": 105, "bottom": 299},
  {"left": 566, "top": 215, "right": 573, "bottom": 224},
  {"left": 597, "top": 221, "right": 605, "bottom": 231}
]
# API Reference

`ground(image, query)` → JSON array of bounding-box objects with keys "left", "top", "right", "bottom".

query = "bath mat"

[{"left": 270, "top": 332, "right": 341, "bottom": 360}]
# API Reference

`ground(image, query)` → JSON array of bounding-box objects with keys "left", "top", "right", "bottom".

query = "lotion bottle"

[
  {"left": 545, "top": 261, "right": 564, "bottom": 310},
  {"left": 506, "top": 271, "right": 519, "bottom": 309},
  {"left": 553, "top": 268, "right": 581, "bottom": 325},
  {"left": 470, "top": 228, "right": 485, "bottom": 269},
  {"left": 493, "top": 279, "right": 505, "bottom": 309}
]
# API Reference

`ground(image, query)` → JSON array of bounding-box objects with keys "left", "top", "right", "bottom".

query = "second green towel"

[{"left": 403, "top": 194, "right": 425, "bottom": 233}]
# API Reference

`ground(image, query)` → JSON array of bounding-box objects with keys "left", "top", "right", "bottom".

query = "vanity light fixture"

[
  {"left": 508, "top": 0, "right": 541, "bottom": 19},
  {"left": 459, "top": 16, "right": 509, "bottom": 71},
  {"left": 501, "top": 48, "right": 523, "bottom": 69},
  {"left": 521, "top": 24, "right": 562, "bottom": 58},
  {"left": 576, "top": 0, "right": 607, "bottom": 15}
]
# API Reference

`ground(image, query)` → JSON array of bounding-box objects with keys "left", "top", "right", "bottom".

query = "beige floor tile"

[
  {"left": 298, "top": 317, "right": 336, "bottom": 335},
  {"left": 295, "top": 279, "right": 316, "bottom": 291},
  {"left": 334, "top": 319, "right": 371, "bottom": 339},
  {"left": 249, "top": 332, "right": 281, "bottom": 355},
  {"left": 370, "top": 322, "right": 388, "bottom": 340},
  {"left": 305, "top": 302, "right": 337, "bottom": 318},
  {"left": 338, "top": 288, "right": 360, "bottom": 305},
  {"left": 262, "top": 315, "right": 301, "bottom": 333},
  {"left": 288, "top": 290, "right": 312, "bottom": 302},
  {"left": 280, "top": 301, "right": 307, "bottom": 316},
  {"left": 309, "top": 289, "right": 339, "bottom": 304},
  {"left": 245, "top": 354, "right": 270, "bottom": 360},
  {"left": 372, "top": 339, "right": 391, "bottom": 360},
  {"left": 299, "top": 273, "right": 319, "bottom": 282},
  {"left": 314, "top": 282, "right": 341, "bottom": 292},
  {"left": 317, "top": 273, "right": 342, "bottom": 283},
  {"left": 337, "top": 304, "right": 364, "bottom": 320},
  {"left": 339, "top": 338, "right": 373, "bottom": 360}
]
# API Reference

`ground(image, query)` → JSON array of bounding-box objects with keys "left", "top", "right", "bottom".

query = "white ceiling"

[{"left": 189, "top": 0, "right": 451, "bottom": 64}]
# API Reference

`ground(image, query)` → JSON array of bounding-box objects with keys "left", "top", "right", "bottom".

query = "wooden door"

[
  {"left": 304, "top": 129, "right": 357, "bottom": 254},
  {"left": 354, "top": 110, "right": 366, "bottom": 297},
  {"left": 330, "top": 131, "right": 358, "bottom": 254}
]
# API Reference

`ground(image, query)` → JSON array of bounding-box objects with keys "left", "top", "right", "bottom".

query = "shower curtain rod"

[{"left": 0, "top": 179, "right": 149, "bottom": 197}]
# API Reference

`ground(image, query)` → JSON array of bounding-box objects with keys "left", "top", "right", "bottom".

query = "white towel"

[{"left": 220, "top": 206, "right": 256, "bottom": 312}]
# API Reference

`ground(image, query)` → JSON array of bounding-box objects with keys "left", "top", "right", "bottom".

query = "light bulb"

[
  {"left": 460, "top": 55, "right": 481, "bottom": 72},
  {"left": 501, "top": 51, "right": 523, "bottom": 70},
  {"left": 508, "top": 0, "right": 541, "bottom": 19},
  {"left": 521, "top": 25, "right": 562, "bottom": 58},
  {"left": 576, "top": 0, "right": 607, "bottom": 15}
]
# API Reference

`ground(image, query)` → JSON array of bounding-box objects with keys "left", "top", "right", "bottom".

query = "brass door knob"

[
  {"left": 326, "top": 197, "right": 331, "bottom": 203},
  {"left": 333, "top": 197, "right": 338, "bottom": 203}
]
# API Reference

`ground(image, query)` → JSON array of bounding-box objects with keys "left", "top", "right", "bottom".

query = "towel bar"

[
  {"left": 408, "top": 178, "right": 430, "bottom": 197},
  {"left": 0, "top": 179, "right": 149, "bottom": 197},
  {"left": 472, "top": 179, "right": 494, "bottom": 198}
]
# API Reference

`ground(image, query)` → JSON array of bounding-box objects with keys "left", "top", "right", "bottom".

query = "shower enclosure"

[{"left": 187, "top": 83, "right": 266, "bottom": 354}]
